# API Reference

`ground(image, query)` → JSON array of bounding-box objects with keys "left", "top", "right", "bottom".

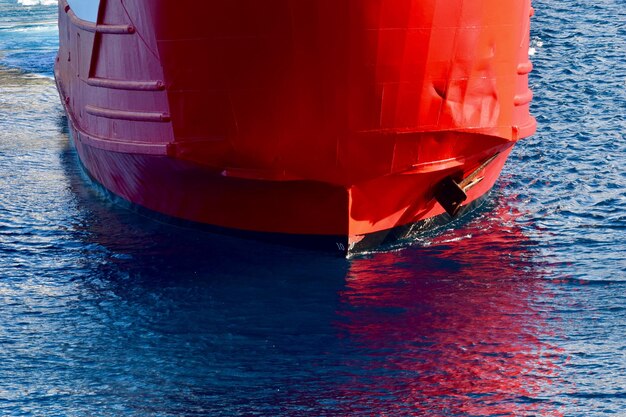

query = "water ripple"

[{"left": 0, "top": 0, "right": 624, "bottom": 415}]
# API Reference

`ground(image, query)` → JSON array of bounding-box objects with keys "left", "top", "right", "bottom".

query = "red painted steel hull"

[{"left": 55, "top": 0, "right": 536, "bottom": 253}]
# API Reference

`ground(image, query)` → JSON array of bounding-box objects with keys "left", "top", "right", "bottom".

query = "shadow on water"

[{"left": 54, "top": 130, "right": 566, "bottom": 415}]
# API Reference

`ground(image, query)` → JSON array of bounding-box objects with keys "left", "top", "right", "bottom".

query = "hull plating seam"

[{"left": 56, "top": 72, "right": 170, "bottom": 156}]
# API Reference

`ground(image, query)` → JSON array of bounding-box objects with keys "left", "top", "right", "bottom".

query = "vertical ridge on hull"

[{"left": 55, "top": 0, "right": 536, "bottom": 253}]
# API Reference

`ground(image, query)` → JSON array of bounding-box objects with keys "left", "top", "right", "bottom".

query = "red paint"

[{"left": 55, "top": 0, "right": 536, "bottom": 253}]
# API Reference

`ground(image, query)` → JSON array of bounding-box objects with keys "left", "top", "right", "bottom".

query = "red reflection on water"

[{"left": 333, "top": 206, "right": 565, "bottom": 416}]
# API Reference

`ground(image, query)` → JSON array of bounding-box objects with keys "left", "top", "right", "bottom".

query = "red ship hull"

[{"left": 55, "top": 0, "right": 536, "bottom": 254}]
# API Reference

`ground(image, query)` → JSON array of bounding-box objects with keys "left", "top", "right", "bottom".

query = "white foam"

[
  {"left": 529, "top": 37, "right": 544, "bottom": 56},
  {"left": 17, "top": 0, "right": 57, "bottom": 6},
  {"left": 6, "top": 22, "right": 57, "bottom": 32}
]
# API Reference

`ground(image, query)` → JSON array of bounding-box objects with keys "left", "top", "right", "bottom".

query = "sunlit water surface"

[{"left": 0, "top": 0, "right": 624, "bottom": 415}]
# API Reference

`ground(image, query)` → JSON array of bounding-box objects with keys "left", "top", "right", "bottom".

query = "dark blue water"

[{"left": 1, "top": 0, "right": 624, "bottom": 415}]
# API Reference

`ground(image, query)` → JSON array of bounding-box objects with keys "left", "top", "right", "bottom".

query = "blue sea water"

[{"left": 0, "top": 0, "right": 624, "bottom": 415}]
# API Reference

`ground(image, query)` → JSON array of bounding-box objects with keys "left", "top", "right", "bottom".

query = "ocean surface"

[{"left": 0, "top": 0, "right": 624, "bottom": 415}]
